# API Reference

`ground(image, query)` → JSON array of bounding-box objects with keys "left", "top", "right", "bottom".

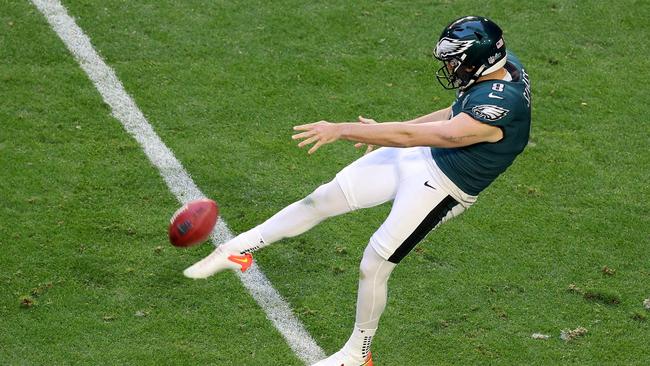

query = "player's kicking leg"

[
  {"left": 183, "top": 179, "right": 354, "bottom": 279},
  {"left": 184, "top": 147, "right": 400, "bottom": 279}
]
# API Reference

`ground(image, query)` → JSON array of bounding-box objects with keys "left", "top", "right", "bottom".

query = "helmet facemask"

[{"left": 434, "top": 56, "right": 484, "bottom": 90}]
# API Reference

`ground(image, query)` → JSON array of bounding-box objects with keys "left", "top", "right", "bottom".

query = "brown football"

[{"left": 168, "top": 198, "right": 219, "bottom": 247}]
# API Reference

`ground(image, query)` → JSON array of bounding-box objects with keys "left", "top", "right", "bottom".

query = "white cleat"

[
  {"left": 183, "top": 246, "right": 253, "bottom": 279},
  {"left": 311, "top": 350, "right": 373, "bottom": 366}
]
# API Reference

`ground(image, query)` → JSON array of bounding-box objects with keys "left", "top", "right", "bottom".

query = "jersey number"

[{"left": 492, "top": 83, "right": 505, "bottom": 92}]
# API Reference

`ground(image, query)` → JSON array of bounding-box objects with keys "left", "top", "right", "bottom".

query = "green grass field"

[{"left": 2, "top": 0, "right": 649, "bottom": 364}]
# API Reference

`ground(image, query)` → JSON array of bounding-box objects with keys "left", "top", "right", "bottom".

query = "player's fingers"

[
  {"left": 291, "top": 130, "right": 315, "bottom": 140},
  {"left": 308, "top": 140, "right": 324, "bottom": 154},
  {"left": 293, "top": 123, "right": 314, "bottom": 131},
  {"left": 294, "top": 120, "right": 328, "bottom": 131},
  {"left": 365, "top": 145, "right": 375, "bottom": 154},
  {"left": 298, "top": 135, "right": 320, "bottom": 148},
  {"left": 354, "top": 142, "right": 364, "bottom": 149}
]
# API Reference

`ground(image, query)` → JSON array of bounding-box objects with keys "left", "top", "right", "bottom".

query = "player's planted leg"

[
  {"left": 312, "top": 245, "right": 395, "bottom": 366},
  {"left": 184, "top": 180, "right": 352, "bottom": 278}
]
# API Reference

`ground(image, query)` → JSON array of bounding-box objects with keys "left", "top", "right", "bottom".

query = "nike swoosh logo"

[
  {"left": 228, "top": 253, "right": 253, "bottom": 272},
  {"left": 424, "top": 181, "right": 436, "bottom": 190},
  {"left": 488, "top": 92, "right": 504, "bottom": 99}
]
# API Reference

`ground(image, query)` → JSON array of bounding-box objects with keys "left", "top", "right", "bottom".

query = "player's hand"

[
  {"left": 292, "top": 121, "right": 342, "bottom": 154},
  {"left": 354, "top": 116, "right": 377, "bottom": 154}
]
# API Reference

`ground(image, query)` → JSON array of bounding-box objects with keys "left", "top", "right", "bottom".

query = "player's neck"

[{"left": 478, "top": 68, "right": 508, "bottom": 83}]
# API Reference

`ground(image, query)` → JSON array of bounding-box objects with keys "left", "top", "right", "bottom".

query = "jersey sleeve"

[{"left": 460, "top": 82, "right": 517, "bottom": 127}]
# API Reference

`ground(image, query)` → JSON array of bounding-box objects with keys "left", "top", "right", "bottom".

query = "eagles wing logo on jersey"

[
  {"left": 435, "top": 37, "right": 475, "bottom": 58},
  {"left": 471, "top": 105, "right": 509, "bottom": 121}
]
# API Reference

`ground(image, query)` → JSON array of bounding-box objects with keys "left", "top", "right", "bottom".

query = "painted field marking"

[{"left": 31, "top": 0, "right": 326, "bottom": 364}]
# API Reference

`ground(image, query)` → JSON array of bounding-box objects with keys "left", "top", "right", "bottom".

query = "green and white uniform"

[{"left": 432, "top": 52, "right": 531, "bottom": 196}]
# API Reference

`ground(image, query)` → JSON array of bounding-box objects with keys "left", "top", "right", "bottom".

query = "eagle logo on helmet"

[
  {"left": 435, "top": 37, "right": 475, "bottom": 59},
  {"left": 471, "top": 105, "right": 509, "bottom": 121}
]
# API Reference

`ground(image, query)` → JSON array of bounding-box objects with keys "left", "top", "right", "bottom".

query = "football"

[{"left": 168, "top": 198, "right": 219, "bottom": 247}]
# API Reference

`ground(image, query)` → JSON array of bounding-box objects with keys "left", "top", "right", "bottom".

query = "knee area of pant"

[
  {"left": 300, "top": 183, "right": 338, "bottom": 212},
  {"left": 359, "top": 261, "right": 373, "bottom": 281},
  {"left": 359, "top": 245, "right": 395, "bottom": 280},
  {"left": 299, "top": 192, "right": 324, "bottom": 213},
  {"left": 359, "top": 256, "right": 385, "bottom": 281}
]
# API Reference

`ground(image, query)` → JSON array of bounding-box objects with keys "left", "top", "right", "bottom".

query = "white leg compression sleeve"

[
  {"left": 355, "top": 245, "right": 396, "bottom": 328},
  {"left": 342, "top": 244, "right": 396, "bottom": 360},
  {"left": 224, "top": 180, "right": 352, "bottom": 254}
]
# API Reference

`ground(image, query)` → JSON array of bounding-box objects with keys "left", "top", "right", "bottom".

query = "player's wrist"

[{"left": 339, "top": 122, "right": 355, "bottom": 140}]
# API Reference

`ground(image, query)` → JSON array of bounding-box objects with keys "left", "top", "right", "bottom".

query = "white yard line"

[{"left": 31, "top": 1, "right": 325, "bottom": 364}]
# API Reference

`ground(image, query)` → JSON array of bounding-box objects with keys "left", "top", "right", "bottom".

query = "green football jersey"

[{"left": 431, "top": 52, "right": 531, "bottom": 196}]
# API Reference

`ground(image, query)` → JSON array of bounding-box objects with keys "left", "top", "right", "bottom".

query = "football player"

[{"left": 184, "top": 15, "right": 531, "bottom": 366}]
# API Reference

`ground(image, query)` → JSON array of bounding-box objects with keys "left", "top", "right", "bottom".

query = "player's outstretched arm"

[
  {"left": 292, "top": 106, "right": 452, "bottom": 154},
  {"left": 292, "top": 112, "right": 502, "bottom": 154}
]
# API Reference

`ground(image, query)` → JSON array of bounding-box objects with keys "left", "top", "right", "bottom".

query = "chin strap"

[
  {"left": 461, "top": 56, "right": 508, "bottom": 90},
  {"left": 482, "top": 57, "right": 507, "bottom": 76},
  {"left": 459, "top": 64, "right": 485, "bottom": 90}
]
